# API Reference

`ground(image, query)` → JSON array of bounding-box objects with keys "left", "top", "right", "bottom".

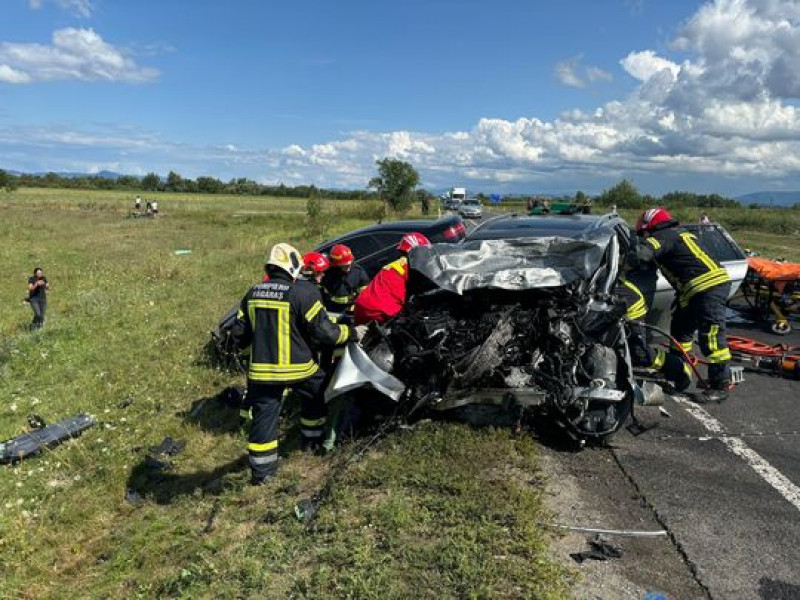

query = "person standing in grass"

[{"left": 27, "top": 267, "right": 50, "bottom": 330}]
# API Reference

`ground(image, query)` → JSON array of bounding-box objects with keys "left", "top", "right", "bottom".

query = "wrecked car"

[{"left": 327, "top": 214, "right": 641, "bottom": 441}]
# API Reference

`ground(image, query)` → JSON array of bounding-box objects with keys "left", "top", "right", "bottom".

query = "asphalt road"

[{"left": 541, "top": 322, "right": 800, "bottom": 599}]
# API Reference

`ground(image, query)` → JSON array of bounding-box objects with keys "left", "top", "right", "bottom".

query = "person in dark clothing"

[
  {"left": 635, "top": 207, "right": 732, "bottom": 398},
  {"left": 27, "top": 267, "right": 50, "bottom": 330},
  {"left": 618, "top": 261, "right": 692, "bottom": 390},
  {"left": 321, "top": 244, "right": 370, "bottom": 315},
  {"left": 232, "top": 243, "right": 365, "bottom": 485}
]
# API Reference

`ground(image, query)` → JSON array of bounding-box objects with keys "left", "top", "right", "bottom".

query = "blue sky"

[{"left": 2, "top": 0, "right": 800, "bottom": 195}]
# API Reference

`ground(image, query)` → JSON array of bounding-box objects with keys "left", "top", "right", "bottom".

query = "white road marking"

[{"left": 674, "top": 396, "right": 800, "bottom": 512}]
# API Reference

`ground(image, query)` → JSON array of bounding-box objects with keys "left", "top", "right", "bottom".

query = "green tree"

[
  {"left": 597, "top": 179, "right": 643, "bottom": 209},
  {"left": 196, "top": 176, "right": 224, "bottom": 194},
  {"left": 0, "top": 169, "right": 18, "bottom": 192},
  {"left": 165, "top": 170, "right": 185, "bottom": 192},
  {"left": 141, "top": 172, "right": 161, "bottom": 191},
  {"left": 304, "top": 188, "right": 328, "bottom": 240},
  {"left": 368, "top": 158, "right": 420, "bottom": 214}
]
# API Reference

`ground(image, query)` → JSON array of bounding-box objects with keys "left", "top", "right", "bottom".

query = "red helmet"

[
  {"left": 302, "top": 251, "right": 330, "bottom": 276},
  {"left": 329, "top": 244, "right": 354, "bottom": 267},
  {"left": 635, "top": 207, "right": 677, "bottom": 234},
  {"left": 397, "top": 232, "right": 431, "bottom": 253}
]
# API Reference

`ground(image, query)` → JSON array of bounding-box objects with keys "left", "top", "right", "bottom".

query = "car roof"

[
  {"left": 321, "top": 214, "right": 463, "bottom": 245},
  {"left": 468, "top": 212, "right": 625, "bottom": 240}
]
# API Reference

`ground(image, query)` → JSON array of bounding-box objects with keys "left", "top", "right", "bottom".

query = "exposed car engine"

[{"left": 359, "top": 284, "right": 633, "bottom": 440}]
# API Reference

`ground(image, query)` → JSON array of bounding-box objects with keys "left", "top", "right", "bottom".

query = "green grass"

[{"left": 0, "top": 189, "right": 568, "bottom": 599}]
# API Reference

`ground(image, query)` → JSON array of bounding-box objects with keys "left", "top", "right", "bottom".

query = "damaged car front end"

[{"left": 328, "top": 224, "right": 641, "bottom": 442}]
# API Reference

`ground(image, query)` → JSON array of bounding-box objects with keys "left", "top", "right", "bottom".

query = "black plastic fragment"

[
  {"left": 570, "top": 534, "right": 623, "bottom": 563},
  {"left": 148, "top": 436, "right": 186, "bottom": 457},
  {"left": 0, "top": 413, "right": 95, "bottom": 464}
]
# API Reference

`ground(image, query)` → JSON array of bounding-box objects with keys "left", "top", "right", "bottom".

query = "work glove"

[{"left": 354, "top": 324, "right": 369, "bottom": 342}]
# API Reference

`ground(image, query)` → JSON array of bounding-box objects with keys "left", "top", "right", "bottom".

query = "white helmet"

[{"left": 266, "top": 243, "right": 302, "bottom": 279}]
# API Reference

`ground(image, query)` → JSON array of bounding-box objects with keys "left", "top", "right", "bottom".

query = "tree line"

[
  {"left": 5, "top": 165, "right": 798, "bottom": 210},
  {"left": 0, "top": 169, "right": 380, "bottom": 200}
]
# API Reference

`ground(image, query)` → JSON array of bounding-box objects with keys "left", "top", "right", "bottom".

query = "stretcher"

[{"left": 730, "top": 257, "right": 800, "bottom": 335}]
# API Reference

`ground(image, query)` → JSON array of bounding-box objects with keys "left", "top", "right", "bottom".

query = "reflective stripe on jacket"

[
  {"left": 644, "top": 228, "right": 730, "bottom": 308},
  {"left": 233, "top": 271, "right": 353, "bottom": 384},
  {"left": 321, "top": 264, "right": 370, "bottom": 313},
  {"left": 619, "top": 277, "right": 648, "bottom": 320}
]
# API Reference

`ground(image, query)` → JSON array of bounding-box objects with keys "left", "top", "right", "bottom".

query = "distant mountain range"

[
  {"left": 735, "top": 191, "right": 800, "bottom": 206},
  {"left": 3, "top": 169, "right": 124, "bottom": 179}
]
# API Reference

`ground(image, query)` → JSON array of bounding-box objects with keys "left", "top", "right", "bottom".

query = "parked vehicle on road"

[{"left": 458, "top": 198, "right": 483, "bottom": 219}]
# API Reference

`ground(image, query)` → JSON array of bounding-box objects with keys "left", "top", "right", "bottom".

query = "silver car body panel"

[{"left": 325, "top": 342, "right": 406, "bottom": 403}]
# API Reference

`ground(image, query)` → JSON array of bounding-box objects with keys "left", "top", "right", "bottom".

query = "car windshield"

[{"left": 464, "top": 200, "right": 479, "bottom": 206}]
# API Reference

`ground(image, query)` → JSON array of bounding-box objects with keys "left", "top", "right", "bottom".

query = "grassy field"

[{"left": 0, "top": 189, "right": 568, "bottom": 599}]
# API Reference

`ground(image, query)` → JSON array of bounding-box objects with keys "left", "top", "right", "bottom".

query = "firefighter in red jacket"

[
  {"left": 354, "top": 232, "right": 432, "bottom": 325},
  {"left": 635, "top": 207, "right": 733, "bottom": 398},
  {"left": 322, "top": 244, "right": 370, "bottom": 315},
  {"left": 233, "top": 243, "right": 364, "bottom": 485}
]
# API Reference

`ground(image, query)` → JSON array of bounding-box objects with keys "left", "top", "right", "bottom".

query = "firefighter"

[
  {"left": 618, "top": 261, "right": 693, "bottom": 390},
  {"left": 321, "top": 244, "right": 370, "bottom": 315},
  {"left": 635, "top": 207, "right": 733, "bottom": 397},
  {"left": 300, "top": 251, "right": 330, "bottom": 289},
  {"left": 354, "top": 232, "right": 431, "bottom": 326},
  {"left": 232, "top": 243, "right": 365, "bottom": 485}
]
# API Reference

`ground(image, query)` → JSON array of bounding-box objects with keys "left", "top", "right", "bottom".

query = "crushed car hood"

[{"left": 409, "top": 231, "right": 614, "bottom": 294}]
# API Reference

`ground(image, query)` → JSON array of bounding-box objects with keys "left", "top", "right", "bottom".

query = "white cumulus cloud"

[
  {"left": 620, "top": 50, "right": 680, "bottom": 82},
  {"left": 555, "top": 55, "right": 613, "bottom": 88},
  {"left": 0, "top": 28, "right": 157, "bottom": 84},
  {"left": 28, "top": 0, "right": 94, "bottom": 18}
]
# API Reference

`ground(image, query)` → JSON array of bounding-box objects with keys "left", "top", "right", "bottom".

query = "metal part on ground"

[{"left": 0, "top": 413, "right": 96, "bottom": 464}]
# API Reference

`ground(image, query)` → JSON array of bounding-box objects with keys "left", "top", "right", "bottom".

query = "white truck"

[{"left": 443, "top": 187, "right": 467, "bottom": 210}]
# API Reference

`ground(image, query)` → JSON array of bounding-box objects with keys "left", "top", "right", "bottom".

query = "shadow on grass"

[
  {"left": 178, "top": 385, "right": 306, "bottom": 452},
  {"left": 179, "top": 387, "right": 243, "bottom": 435},
  {"left": 126, "top": 455, "right": 248, "bottom": 505}
]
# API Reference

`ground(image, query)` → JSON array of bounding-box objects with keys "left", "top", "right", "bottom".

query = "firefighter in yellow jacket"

[
  {"left": 233, "top": 243, "right": 363, "bottom": 485},
  {"left": 635, "top": 207, "right": 733, "bottom": 397}
]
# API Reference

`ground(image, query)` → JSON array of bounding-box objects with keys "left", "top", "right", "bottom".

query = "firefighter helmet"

[
  {"left": 302, "top": 251, "right": 330, "bottom": 276},
  {"left": 329, "top": 244, "right": 354, "bottom": 267},
  {"left": 635, "top": 207, "right": 677, "bottom": 234},
  {"left": 397, "top": 232, "right": 431, "bottom": 253},
  {"left": 266, "top": 243, "right": 302, "bottom": 279}
]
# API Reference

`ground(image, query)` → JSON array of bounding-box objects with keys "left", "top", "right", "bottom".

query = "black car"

[{"left": 315, "top": 214, "right": 467, "bottom": 277}]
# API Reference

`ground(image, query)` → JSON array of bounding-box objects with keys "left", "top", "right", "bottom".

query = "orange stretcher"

[{"left": 730, "top": 257, "right": 800, "bottom": 334}]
